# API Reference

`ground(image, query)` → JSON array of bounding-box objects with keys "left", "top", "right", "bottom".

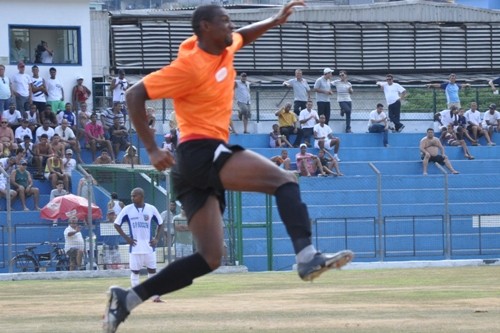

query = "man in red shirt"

[{"left": 84, "top": 113, "right": 114, "bottom": 161}]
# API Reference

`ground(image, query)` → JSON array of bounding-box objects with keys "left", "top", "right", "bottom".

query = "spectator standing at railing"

[
  {"left": 110, "top": 69, "right": 129, "bottom": 105},
  {"left": 283, "top": 69, "right": 311, "bottom": 116},
  {"left": 45, "top": 67, "right": 65, "bottom": 113},
  {"left": 313, "top": 68, "right": 334, "bottom": 125},
  {"left": 30, "top": 65, "right": 46, "bottom": 114},
  {"left": 487, "top": 77, "right": 500, "bottom": 95},
  {"left": 234, "top": 72, "right": 252, "bottom": 134},
  {"left": 71, "top": 76, "right": 91, "bottom": 112},
  {"left": 0, "top": 64, "right": 13, "bottom": 113},
  {"left": 426, "top": 73, "right": 470, "bottom": 109},
  {"left": 332, "top": 70, "right": 354, "bottom": 133},
  {"left": 376, "top": 74, "right": 407, "bottom": 133},
  {"left": 10, "top": 61, "right": 32, "bottom": 113}
]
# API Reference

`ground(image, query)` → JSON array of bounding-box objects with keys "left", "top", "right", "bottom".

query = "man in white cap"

[{"left": 313, "top": 68, "right": 334, "bottom": 124}]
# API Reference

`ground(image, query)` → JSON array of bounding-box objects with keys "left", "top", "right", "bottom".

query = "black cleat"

[
  {"left": 297, "top": 250, "right": 354, "bottom": 282},
  {"left": 102, "top": 286, "right": 130, "bottom": 333}
]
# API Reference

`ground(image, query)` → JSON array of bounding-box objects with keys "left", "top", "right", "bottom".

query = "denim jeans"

[{"left": 369, "top": 123, "right": 388, "bottom": 146}]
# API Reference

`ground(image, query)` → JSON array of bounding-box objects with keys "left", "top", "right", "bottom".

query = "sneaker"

[
  {"left": 102, "top": 286, "right": 130, "bottom": 333},
  {"left": 397, "top": 124, "right": 405, "bottom": 133},
  {"left": 297, "top": 250, "right": 354, "bottom": 282},
  {"left": 333, "top": 154, "right": 341, "bottom": 162},
  {"left": 488, "top": 142, "right": 496, "bottom": 146}
]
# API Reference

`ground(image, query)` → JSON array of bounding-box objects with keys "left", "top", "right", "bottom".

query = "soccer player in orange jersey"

[{"left": 103, "top": 2, "right": 353, "bottom": 332}]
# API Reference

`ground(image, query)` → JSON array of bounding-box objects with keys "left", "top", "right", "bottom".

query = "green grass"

[{"left": 0, "top": 266, "right": 499, "bottom": 332}]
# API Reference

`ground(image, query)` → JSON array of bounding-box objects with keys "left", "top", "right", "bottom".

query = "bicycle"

[{"left": 10, "top": 241, "right": 69, "bottom": 272}]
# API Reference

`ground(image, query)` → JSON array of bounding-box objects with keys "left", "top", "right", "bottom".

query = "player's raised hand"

[
  {"left": 149, "top": 147, "right": 175, "bottom": 171},
  {"left": 274, "top": 0, "right": 306, "bottom": 25}
]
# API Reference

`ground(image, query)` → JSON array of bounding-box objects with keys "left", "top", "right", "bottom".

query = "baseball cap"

[
  {"left": 20, "top": 159, "right": 27, "bottom": 165},
  {"left": 489, "top": 103, "right": 496, "bottom": 109},
  {"left": 65, "top": 149, "right": 73, "bottom": 155},
  {"left": 77, "top": 75, "right": 84, "bottom": 80},
  {"left": 299, "top": 143, "right": 307, "bottom": 148},
  {"left": 323, "top": 68, "right": 334, "bottom": 74}
]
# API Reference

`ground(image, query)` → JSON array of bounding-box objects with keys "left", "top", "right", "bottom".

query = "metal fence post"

[
  {"left": 435, "top": 163, "right": 451, "bottom": 259},
  {"left": 1, "top": 166, "right": 13, "bottom": 273},
  {"left": 369, "top": 162, "right": 384, "bottom": 261}
]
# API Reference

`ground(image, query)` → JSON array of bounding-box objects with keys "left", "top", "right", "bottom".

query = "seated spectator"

[
  {"left": 317, "top": 149, "right": 343, "bottom": 176},
  {"left": 77, "top": 102, "right": 93, "bottom": 137},
  {"left": 298, "top": 100, "right": 319, "bottom": 146},
  {"left": 25, "top": 104, "right": 41, "bottom": 135},
  {"left": 456, "top": 108, "right": 476, "bottom": 143},
  {"left": 35, "top": 119, "right": 55, "bottom": 143},
  {"left": 368, "top": 103, "right": 389, "bottom": 147},
  {"left": 33, "top": 133, "right": 53, "bottom": 177},
  {"left": 10, "top": 159, "right": 41, "bottom": 211},
  {"left": 101, "top": 102, "right": 125, "bottom": 134},
  {"left": 84, "top": 113, "right": 115, "bottom": 161},
  {"left": 2, "top": 102, "right": 23, "bottom": 128},
  {"left": 313, "top": 114, "right": 341, "bottom": 161},
  {"left": 464, "top": 102, "right": 495, "bottom": 146},
  {"left": 62, "top": 148, "right": 76, "bottom": 191},
  {"left": 50, "top": 180, "right": 67, "bottom": 201},
  {"left": 270, "top": 149, "right": 291, "bottom": 170},
  {"left": 146, "top": 106, "right": 156, "bottom": 131},
  {"left": 162, "top": 131, "right": 177, "bottom": 155},
  {"left": 440, "top": 124, "right": 474, "bottom": 160},
  {"left": 483, "top": 103, "right": 500, "bottom": 139},
  {"left": 13, "top": 148, "right": 26, "bottom": 167},
  {"left": 122, "top": 145, "right": 140, "bottom": 165},
  {"left": 64, "top": 215, "right": 84, "bottom": 271},
  {"left": 109, "top": 117, "right": 130, "bottom": 159},
  {"left": 0, "top": 156, "right": 17, "bottom": 174},
  {"left": 420, "top": 128, "right": 459, "bottom": 176},
  {"left": 39, "top": 104, "right": 58, "bottom": 127},
  {"left": 93, "top": 148, "right": 114, "bottom": 165},
  {"left": 275, "top": 102, "right": 303, "bottom": 147},
  {"left": 295, "top": 143, "right": 326, "bottom": 177},
  {"left": 14, "top": 119, "right": 33, "bottom": 144},
  {"left": 0, "top": 172, "right": 17, "bottom": 210},
  {"left": 20, "top": 135, "right": 35, "bottom": 166},
  {"left": 50, "top": 134, "right": 65, "bottom": 159},
  {"left": 0, "top": 119, "right": 17, "bottom": 156},
  {"left": 269, "top": 123, "right": 292, "bottom": 148},
  {"left": 107, "top": 192, "right": 125, "bottom": 216},
  {"left": 45, "top": 152, "right": 69, "bottom": 190},
  {"left": 55, "top": 119, "right": 83, "bottom": 164},
  {"left": 56, "top": 102, "right": 76, "bottom": 126}
]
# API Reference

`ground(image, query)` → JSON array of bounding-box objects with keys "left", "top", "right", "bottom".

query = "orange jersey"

[{"left": 143, "top": 33, "right": 244, "bottom": 143}]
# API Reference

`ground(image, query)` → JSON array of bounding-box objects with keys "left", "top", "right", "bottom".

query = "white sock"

[
  {"left": 125, "top": 289, "right": 143, "bottom": 311},
  {"left": 130, "top": 272, "right": 140, "bottom": 287},
  {"left": 296, "top": 244, "right": 317, "bottom": 264}
]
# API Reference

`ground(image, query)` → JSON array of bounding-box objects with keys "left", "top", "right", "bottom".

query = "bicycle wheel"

[
  {"left": 10, "top": 255, "right": 39, "bottom": 272},
  {"left": 56, "top": 258, "right": 69, "bottom": 271}
]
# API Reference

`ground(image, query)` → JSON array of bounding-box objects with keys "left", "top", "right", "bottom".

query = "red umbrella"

[{"left": 40, "top": 194, "right": 102, "bottom": 221}]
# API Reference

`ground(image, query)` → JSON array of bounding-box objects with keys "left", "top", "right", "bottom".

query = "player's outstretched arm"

[
  {"left": 237, "top": 0, "right": 305, "bottom": 47},
  {"left": 126, "top": 81, "right": 175, "bottom": 171}
]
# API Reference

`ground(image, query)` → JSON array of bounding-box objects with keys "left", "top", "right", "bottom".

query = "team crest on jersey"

[
  {"left": 143, "top": 214, "right": 150, "bottom": 221},
  {"left": 215, "top": 67, "right": 228, "bottom": 82}
]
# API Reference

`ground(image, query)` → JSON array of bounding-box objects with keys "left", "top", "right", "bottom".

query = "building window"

[{"left": 9, "top": 25, "right": 81, "bottom": 65}]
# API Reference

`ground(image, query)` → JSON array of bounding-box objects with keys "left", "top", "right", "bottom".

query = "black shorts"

[
  {"left": 172, "top": 139, "right": 244, "bottom": 221},
  {"left": 422, "top": 154, "right": 445, "bottom": 165}
]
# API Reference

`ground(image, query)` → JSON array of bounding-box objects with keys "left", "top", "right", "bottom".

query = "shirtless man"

[
  {"left": 420, "top": 128, "right": 459, "bottom": 176},
  {"left": 33, "top": 133, "right": 53, "bottom": 176}
]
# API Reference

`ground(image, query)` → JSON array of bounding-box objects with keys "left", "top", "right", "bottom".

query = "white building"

[{"left": 0, "top": 0, "right": 94, "bottom": 109}]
